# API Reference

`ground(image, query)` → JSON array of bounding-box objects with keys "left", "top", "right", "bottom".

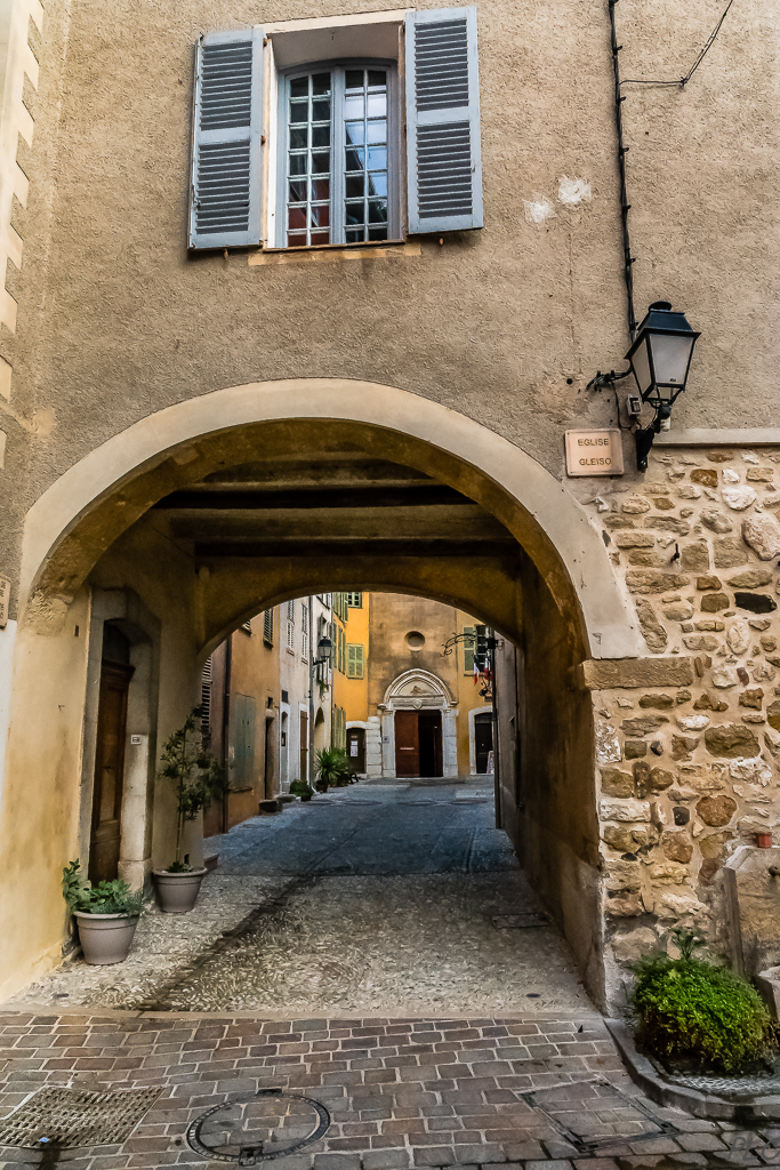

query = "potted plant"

[
  {"left": 62, "top": 860, "right": 143, "bottom": 965},
  {"left": 289, "top": 778, "right": 314, "bottom": 801},
  {"left": 314, "top": 747, "right": 352, "bottom": 792},
  {"left": 153, "top": 707, "right": 225, "bottom": 913}
]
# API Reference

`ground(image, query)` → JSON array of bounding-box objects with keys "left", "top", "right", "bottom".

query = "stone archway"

[
  {"left": 0, "top": 379, "right": 647, "bottom": 1006},
  {"left": 379, "top": 669, "right": 457, "bottom": 779}
]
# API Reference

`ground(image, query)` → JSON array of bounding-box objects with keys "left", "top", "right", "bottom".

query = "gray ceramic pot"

[
  {"left": 73, "top": 911, "right": 139, "bottom": 964},
  {"left": 152, "top": 867, "right": 207, "bottom": 913}
]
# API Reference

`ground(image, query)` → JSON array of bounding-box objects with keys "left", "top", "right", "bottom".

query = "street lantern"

[
  {"left": 626, "top": 301, "right": 700, "bottom": 413},
  {"left": 316, "top": 635, "right": 332, "bottom": 664}
]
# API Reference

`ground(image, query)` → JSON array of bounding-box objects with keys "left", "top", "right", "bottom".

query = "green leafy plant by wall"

[
  {"left": 314, "top": 747, "right": 352, "bottom": 791},
  {"left": 632, "top": 948, "right": 778, "bottom": 1074},
  {"left": 157, "top": 707, "right": 226, "bottom": 870},
  {"left": 62, "top": 860, "right": 144, "bottom": 916},
  {"left": 289, "top": 778, "right": 313, "bottom": 801}
]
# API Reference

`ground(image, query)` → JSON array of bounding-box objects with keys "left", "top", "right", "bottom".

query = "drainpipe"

[
  {"left": 221, "top": 633, "right": 232, "bottom": 833},
  {"left": 489, "top": 635, "right": 502, "bottom": 830},
  {"left": 308, "top": 595, "right": 315, "bottom": 785}
]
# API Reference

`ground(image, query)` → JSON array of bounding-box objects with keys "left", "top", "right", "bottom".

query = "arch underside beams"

[{"left": 20, "top": 381, "right": 644, "bottom": 660}]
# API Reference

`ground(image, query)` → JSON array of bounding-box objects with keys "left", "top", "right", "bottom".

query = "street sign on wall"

[{"left": 564, "top": 429, "right": 624, "bottom": 477}]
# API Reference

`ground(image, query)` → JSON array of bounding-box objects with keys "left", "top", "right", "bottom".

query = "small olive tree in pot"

[{"left": 153, "top": 707, "right": 226, "bottom": 913}]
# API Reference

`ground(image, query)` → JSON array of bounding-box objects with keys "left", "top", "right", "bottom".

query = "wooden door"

[
  {"left": 395, "top": 710, "right": 419, "bottom": 777},
  {"left": 418, "top": 710, "right": 443, "bottom": 777},
  {"left": 347, "top": 727, "right": 365, "bottom": 773},
  {"left": 474, "top": 712, "right": 493, "bottom": 774},
  {"left": 299, "top": 711, "right": 308, "bottom": 781},
  {"left": 89, "top": 662, "right": 133, "bottom": 884}
]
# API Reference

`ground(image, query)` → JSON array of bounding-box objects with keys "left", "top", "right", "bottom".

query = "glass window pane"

[
  {"left": 288, "top": 230, "right": 307, "bottom": 246},
  {"left": 367, "top": 171, "right": 387, "bottom": 198},
  {"left": 311, "top": 177, "right": 330, "bottom": 201},
  {"left": 288, "top": 180, "right": 307, "bottom": 203},
  {"left": 366, "top": 120, "right": 386, "bottom": 145},
  {"left": 367, "top": 94, "right": 387, "bottom": 118},
  {"left": 367, "top": 147, "right": 387, "bottom": 171},
  {"left": 345, "top": 121, "right": 365, "bottom": 146},
  {"left": 311, "top": 151, "right": 330, "bottom": 174},
  {"left": 368, "top": 70, "right": 386, "bottom": 88},
  {"left": 312, "top": 124, "right": 330, "bottom": 148},
  {"left": 345, "top": 148, "right": 364, "bottom": 172},
  {"left": 311, "top": 204, "right": 330, "bottom": 228},
  {"left": 346, "top": 175, "right": 364, "bottom": 199},
  {"left": 289, "top": 153, "right": 307, "bottom": 176},
  {"left": 312, "top": 73, "right": 331, "bottom": 94},
  {"left": 290, "top": 77, "right": 309, "bottom": 98},
  {"left": 345, "top": 69, "right": 364, "bottom": 91},
  {"left": 289, "top": 100, "right": 309, "bottom": 124},
  {"left": 345, "top": 200, "right": 365, "bottom": 225},
  {"left": 368, "top": 200, "right": 388, "bottom": 223},
  {"left": 310, "top": 229, "right": 330, "bottom": 245},
  {"left": 344, "top": 96, "right": 365, "bottom": 119},
  {"left": 288, "top": 206, "right": 307, "bottom": 231},
  {"left": 368, "top": 225, "right": 388, "bottom": 241},
  {"left": 312, "top": 99, "right": 330, "bottom": 122},
  {"left": 289, "top": 126, "right": 308, "bottom": 150},
  {"left": 346, "top": 227, "right": 363, "bottom": 243}
]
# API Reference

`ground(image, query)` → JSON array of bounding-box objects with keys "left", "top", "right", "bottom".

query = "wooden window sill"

[{"left": 249, "top": 240, "right": 421, "bottom": 266}]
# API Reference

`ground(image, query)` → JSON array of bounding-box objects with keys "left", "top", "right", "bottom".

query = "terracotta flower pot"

[
  {"left": 73, "top": 910, "right": 139, "bottom": 964},
  {"left": 756, "top": 832, "right": 773, "bottom": 849},
  {"left": 152, "top": 867, "right": 207, "bottom": 913}
]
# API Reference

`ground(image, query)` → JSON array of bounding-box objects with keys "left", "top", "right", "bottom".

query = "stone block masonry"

[{"left": 583, "top": 447, "right": 780, "bottom": 974}]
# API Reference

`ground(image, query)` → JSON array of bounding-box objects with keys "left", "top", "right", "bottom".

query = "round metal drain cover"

[{"left": 187, "top": 1089, "right": 330, "bottom": 1164}]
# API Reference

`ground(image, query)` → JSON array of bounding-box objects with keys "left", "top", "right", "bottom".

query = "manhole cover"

[
  {"left": 187, "top": 1089, "right": 330, "bottom": 1164},
  {"left": 0, "top": 1086, "right": 159, "bottom": 1149}
]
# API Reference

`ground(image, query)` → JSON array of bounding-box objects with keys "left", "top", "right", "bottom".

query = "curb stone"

[{"left": 606, "top": 1018, "right": 780, "bottom": 1124}]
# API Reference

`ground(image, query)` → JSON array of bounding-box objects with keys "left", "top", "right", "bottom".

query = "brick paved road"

[{"left": 0, "top": 1010, "right": 778, "bottom": 1169}]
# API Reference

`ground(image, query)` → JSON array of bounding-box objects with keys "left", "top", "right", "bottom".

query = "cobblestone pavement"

[
  {"left": 4, "top": 782, "right": 778, "bottom": 1167},
  {"left": 12, "top": 780, "right": 590, "bottom": 1015},
  {"left": 0, "top": 1011, "right": 778, "bottom": 1169}
]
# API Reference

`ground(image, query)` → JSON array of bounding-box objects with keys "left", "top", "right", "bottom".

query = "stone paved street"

[
  {"left": 2, "top": 780, "right": 779, "bottom": 1167},
  {"left": 12, "top": 780, "right": 590, "bottom": 1016},
  {"left": 0, "top": 1011, "right": 779, "bottom": 1169}
]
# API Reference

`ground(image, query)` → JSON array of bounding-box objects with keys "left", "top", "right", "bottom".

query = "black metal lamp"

[
  {"left": 627, "top": 301, "right": 700, "bottom": 413},
  {"left": 315, "top": 635, "right": 332, "bottom": 665},
  {"left": 587, "top": 300, "right": 700, "bottom": 471}
]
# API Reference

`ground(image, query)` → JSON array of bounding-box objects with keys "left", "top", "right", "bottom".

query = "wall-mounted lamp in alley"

[
  {"left": 586, "top": 301, "right": 700, "bottom": 472},
  {"left": 314, "top": 635, "right": 332, "bottom": 667}
]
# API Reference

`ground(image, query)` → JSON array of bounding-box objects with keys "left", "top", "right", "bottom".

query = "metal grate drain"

[
  {"left": 0, "top": 1086, "right": 160, "bottom": 1149},
  {"left": 188, "top": 1089, "right": 330, "bottom": 1164},
  {"left": 667, "top": 1071, "right": 780, "bottom": 1100}
]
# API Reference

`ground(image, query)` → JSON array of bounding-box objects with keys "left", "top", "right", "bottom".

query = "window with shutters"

[
  {"left": 188, "top": 9, "right": 482, "bottom": 252},
  {"left": 263, "top": 609, "right": 274, "bottom": 645},
  {"left": 347, "top": 643, "right": 365, "bottom": 679},
  {"left": 345, "top": 592, "right": 363, "bottom": 608},
  {"left": 200, "top": 656, "right": 213, "bottom": 735},
  {"left": 463, "top": 625, "right": 476, "bottom": 674}
]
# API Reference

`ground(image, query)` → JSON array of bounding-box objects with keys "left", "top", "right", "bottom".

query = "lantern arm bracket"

[{"left": 585, "top": 367, "right": 632, "bottom": 394}]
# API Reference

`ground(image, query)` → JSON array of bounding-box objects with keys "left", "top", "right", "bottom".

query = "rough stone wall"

[{"left": 582, "top": 446, "right": 780, "bottom": 975}]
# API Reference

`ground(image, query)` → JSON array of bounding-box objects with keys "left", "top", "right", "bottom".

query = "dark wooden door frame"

[{"left": 89, "top": 660, "right": 134, "bottom": 884}]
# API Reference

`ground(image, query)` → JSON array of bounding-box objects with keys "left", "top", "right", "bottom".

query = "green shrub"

[
  {"left": 289, "top": 779, "right": 313, "bottom": 801},
  {"left": 633, "top": 951, "right": 777, "bottom": 1074},
  {"left": 62, "top": 860, "right": 144, "bottom": 917}
]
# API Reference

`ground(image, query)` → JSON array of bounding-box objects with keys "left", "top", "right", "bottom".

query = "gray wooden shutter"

[
  {"left": 189, "top": 28, "right": 264, "bottom": 249},
  {"left": 405, "top": 7, "right": 483, "bottom": 234}
]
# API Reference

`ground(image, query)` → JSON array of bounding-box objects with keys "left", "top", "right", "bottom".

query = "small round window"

[{"left": 405, "top": 631, "right": 426, "bottom": 651}]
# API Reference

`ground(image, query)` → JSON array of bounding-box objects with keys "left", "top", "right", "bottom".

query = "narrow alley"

[{"left": 13, "top": 779, "right": 589, "bottom": 1017}]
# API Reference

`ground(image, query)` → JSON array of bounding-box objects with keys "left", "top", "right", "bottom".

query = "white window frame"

[{"left": 274, "top": 59, "right": 402, "bottom": 249}]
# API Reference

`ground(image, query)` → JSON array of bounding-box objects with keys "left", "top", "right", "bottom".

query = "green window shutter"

[
  {"left": 347, "top": 644, "right": 365, "bottom": 679},
  {"left": 263, "top": 609, "right": 274, "bottom": 644},
  {"left": 189, "top": 28, "right": 264, "bottom": 249},
  {"left": 405, "top": 7, "right": 483, "bottom": 234},
  {"left": 463, "top": 626, "right": 476, "bottom": 674}
]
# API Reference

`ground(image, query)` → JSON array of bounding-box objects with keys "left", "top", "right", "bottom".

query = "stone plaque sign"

[
  {"left": 0, "top": 576, "right": 9, "bottom": 629},
  {"left": 565, "top": 429, "right": 624, "bottom": 477}
]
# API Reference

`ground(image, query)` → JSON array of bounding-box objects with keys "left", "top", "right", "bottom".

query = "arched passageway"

[{"left": 0, "top": 381, "right": 644, "bottom": 1006}]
